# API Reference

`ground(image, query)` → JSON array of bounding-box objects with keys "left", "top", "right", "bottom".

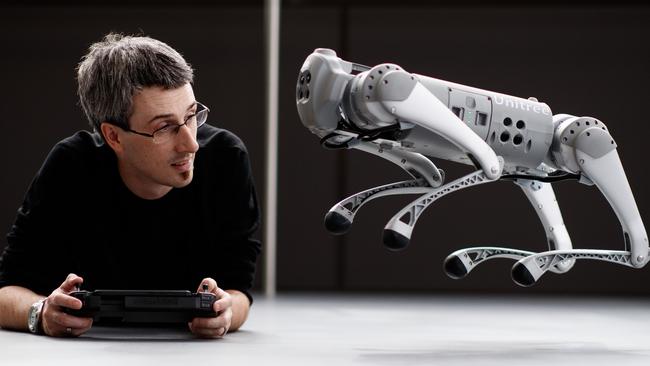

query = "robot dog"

[{"left": 295, "top": 48, "right": 648, "bottom": 286}]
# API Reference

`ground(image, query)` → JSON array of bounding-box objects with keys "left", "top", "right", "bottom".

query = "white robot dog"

[{"left": 295, "top": 48, "right": 648, "bottom": 286}]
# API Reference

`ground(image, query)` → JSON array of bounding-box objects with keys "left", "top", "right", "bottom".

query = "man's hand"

[
  {"left": 41, "top": 273, "right": 93, "bottom": 337},
  {"left": 188, "top": 278, "right": 232, "bottom": 338}
]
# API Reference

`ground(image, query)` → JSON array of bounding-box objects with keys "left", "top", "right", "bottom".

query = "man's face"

[{"left": 116, "top": 83, "right": 200, "bottom": 199}]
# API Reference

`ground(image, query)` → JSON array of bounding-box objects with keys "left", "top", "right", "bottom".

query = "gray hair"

[{"left": 77, "top": 33, "right": 194, "bottom": 134}]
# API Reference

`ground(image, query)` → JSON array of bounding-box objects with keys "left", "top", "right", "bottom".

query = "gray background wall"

[{"left": 1, "top": 2, "right": 649, "bottom": 295}]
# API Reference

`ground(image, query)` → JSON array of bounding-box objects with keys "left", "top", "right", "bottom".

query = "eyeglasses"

[{"left": 123, "top": 102, "right": 209, "bottom": 144}]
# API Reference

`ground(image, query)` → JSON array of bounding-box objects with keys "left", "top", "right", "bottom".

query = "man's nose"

[{"left": 175, "top": 124, "right": 199, "bottom": 153}]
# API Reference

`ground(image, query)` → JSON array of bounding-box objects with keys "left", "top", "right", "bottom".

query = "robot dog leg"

[
  {"left": 511, "top": 117, "right": 649, "bottom": 286},
  {"left": 513, "top": 179, "right": 575, "bottom": 273},
  {"left": 324, "top": 141, "right": 444, "bottom": 234},
  {"left": 382, "top": 160, "right": 502, "bottom": 251},
  {"left": 443, "top": 179, "right": 574, "bottom": 279}
]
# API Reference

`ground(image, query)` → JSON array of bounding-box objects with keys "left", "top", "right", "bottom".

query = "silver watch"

[{"left": 27, "top": 299, "right": 45, "bottom": 334}]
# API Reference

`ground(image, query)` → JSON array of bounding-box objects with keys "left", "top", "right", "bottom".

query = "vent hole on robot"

[
  {"left": 399, "top": 212, "right": 411, "bottom": 224},
  {"left": 299, "top": 90, "right": 303, "bottom": 99},
  {"left": 576, "top": 122, "right": 580, "bottom": 126},
  {"left": 305, "top": 90, "right": 310, "bottom": 99},
  {"left": 477, "top": 112, "right": 488, "bottom": 126},
  {"left": 452, "top": 106, "right": 464, "bottom": 119},
  {"left": 306, "top": 73, "right": 311, "bottom": 83},
  {"left": 368, "top": 85, "right": 373, "bottom": 90},
  {"left": 611, "top": 140, "right": 614, "bottom": 144},
  {"left": 570, "top": 130, "right": 575, "bottom": 134},
  {"left": 586, "top": 121, "right": 590, "bottom": 126},
  {"left": 490, "top": 131, "right": 496, "bottom": 143},
  {"left": 299, "top": 75, "right": 305, "bottom": 85},
  {"left": 378, "top": 70, "right": 383, "bottom": 74},
  {"left": 366, "top": 95, "right": 370, "bottom": 100},
  {"left": 500, "top": 131, "right": 510, "bottom": 143},
  {"left": 370, "top": 75, "right": 375, "bottom": 80},
  {"left": 586, "top": 132, "right": 591, "bottom": 137},
  {"left": 516, "top": 120, "right": 526, "bottom": 129},
  {"left": 513, "top": 134, "right": 523, "bottom": 145},
  {"left": 563, "top": 137, "right": 568, "bottom": 142},
  {"left": 595, "top": 120, "right": 598, "bottom": 125},
  {"left": 503, "top": 117, "right": 512, "bottom": 126},
  {"left": 525, "top": 139, "right": 532, "bottom": 153},
  {"left": 602, "top": 127, "right": 606, "bottom": 130},
  {"left": 384, "top": 80, "right": 388, "bottom": 84},
  {"left": 386, "top": 65, "right": 391, "bottom": 69}
]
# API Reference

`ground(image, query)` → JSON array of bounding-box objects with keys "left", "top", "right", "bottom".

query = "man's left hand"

[{"left": 188, "top": 278, "right": 231, "bottom": 338}]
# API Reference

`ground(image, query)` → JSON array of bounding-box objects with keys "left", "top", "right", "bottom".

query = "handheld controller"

[{"left": 63, "top": 288, "right": 217, "bottom": 324}]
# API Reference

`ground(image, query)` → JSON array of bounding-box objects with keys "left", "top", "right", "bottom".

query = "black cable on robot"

[{"left": 501, "top": 172, "right": 581, "bottom": 183}]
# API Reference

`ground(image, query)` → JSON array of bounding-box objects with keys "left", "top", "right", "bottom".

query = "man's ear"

[{"left": 100, "top": 122, "right": 123, "bottom": 153}]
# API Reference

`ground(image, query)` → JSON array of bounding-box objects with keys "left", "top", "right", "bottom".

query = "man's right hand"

[{"left": 41, "top": 273, "right": 93, "bottom": 337}]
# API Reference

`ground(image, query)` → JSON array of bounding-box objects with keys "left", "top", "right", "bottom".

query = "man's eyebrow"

[
  {"left": 147, "top": 113, "right": 175, "bottom": 124},
  {"left": 146, "top": 102, "right": 198, "bottom": 124}
]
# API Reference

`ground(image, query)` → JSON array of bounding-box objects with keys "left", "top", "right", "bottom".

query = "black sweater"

[{"left": 0, "top": 124, "right": 261, "bottom": 303}]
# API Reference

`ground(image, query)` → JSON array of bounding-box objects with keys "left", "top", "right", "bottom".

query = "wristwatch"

[{"left": 27, "top": 299, "right": 46, "bottom": 334}]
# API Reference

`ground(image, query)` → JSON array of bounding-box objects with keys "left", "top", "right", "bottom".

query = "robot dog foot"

[
  {"left": 382, "top": 229, "right": 411, "bottom": 251},
  {"left": 443, "top": 247, "right": 538, "bottom": 279},
  {"left": 324, "top": 210, "right": 353, "bottom": 235},
  {"left": 510, "top": 249, "right": 648, "bottom": 287},
  {"left": 324, "top": 179, "right": 432, "bottom": 235}
]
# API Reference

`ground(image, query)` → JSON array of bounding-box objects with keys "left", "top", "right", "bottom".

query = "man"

[{"left": 0, "top": 34, "right": 261, "bottom": 338}]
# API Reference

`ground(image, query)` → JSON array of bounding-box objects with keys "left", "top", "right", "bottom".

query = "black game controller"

[{"left": 63, "top": 288, "right": 217, "bottom": 324}]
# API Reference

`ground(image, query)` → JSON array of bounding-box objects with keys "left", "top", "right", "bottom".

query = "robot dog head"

[{"left": 296, "top": 49, "right": 355, "bottom": 137}]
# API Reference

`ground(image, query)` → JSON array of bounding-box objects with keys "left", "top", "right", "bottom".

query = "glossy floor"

[{"left": 2, "top": 294, "right": 649, "bottom": 365}]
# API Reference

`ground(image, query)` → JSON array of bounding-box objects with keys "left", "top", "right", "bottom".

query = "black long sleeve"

[{"left": 0, "top": 125, "right": 262, "bottom": 302}]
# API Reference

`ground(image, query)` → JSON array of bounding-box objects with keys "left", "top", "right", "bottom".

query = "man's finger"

[
  {"left": 48, "top": 309, "right": 93, "bottom": 329},
  {"left": 213, "top": 294, "right": 231, "bottom": 313},
  {"left": 57, "top": 323, "right": 92, "bottom": 338},
  {"left": 190, "top": 314, "right": 228, "bottom": 330},
  {"left": 197, "top": 278, "right": 218, "bottom": 293},
  {"left": 49, "top": 292, "right": 82, "bottom": 310},
  {"left": 192, "top": 328, "right": 221, "bottom": 338},
  {"left": 191, "top": 326, "right": 225, "bottom": 339},
  {"left": 67, "top": 327, "right": 86, "bottom": 337},
  {"left": 61, "top": 274, "right": 83, "bottom": 292}
]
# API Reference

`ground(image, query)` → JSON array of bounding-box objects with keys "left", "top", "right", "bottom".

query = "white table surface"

[{"left": 2, "top": 293, "right": 650, "bottom": 365}]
